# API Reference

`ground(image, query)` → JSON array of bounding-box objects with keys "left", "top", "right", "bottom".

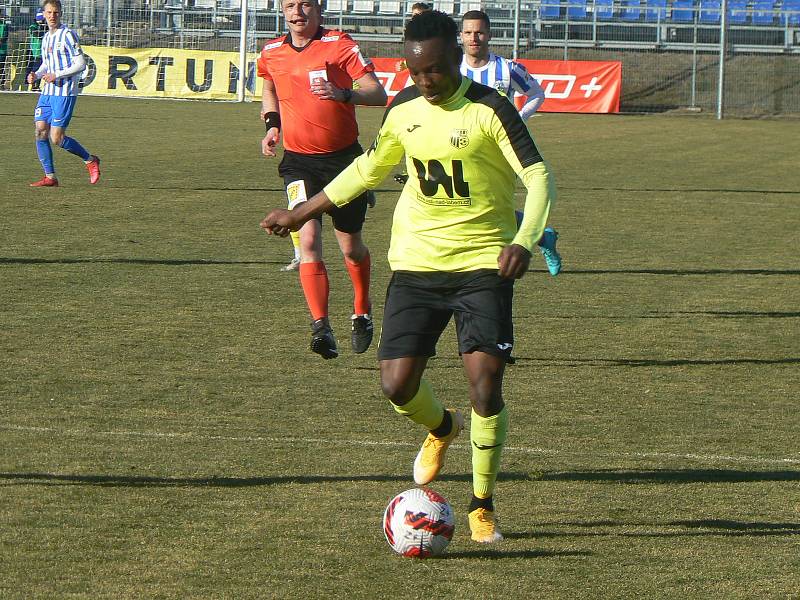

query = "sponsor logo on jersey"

[
  {"left": 449, "top": 129, "right": 469, "bottom": 149},
  {"left": 321, "top": 35, "right": 341, "bottom": 42},
  {"left": 263, "top": 40, "right": 283, "bottom": 51}
]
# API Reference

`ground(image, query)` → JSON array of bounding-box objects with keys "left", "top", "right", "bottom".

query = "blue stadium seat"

[
  {"left": 539, "top": 0, "right": 563, "bottom": 19},
  {"left": 594, "top": 0, "right": 615, "bottom": 19},
  {"left": 698, "top": 0, "right": 721, "bottom": 23},
  {"left": 671, "top": 0, "right": 696, "bottom": 21},
  {"left": 644, "top": 0, "right": 667, "bottom": 20},
  {"left": 751, "top": 0, "right": 776, "bottom": 24},
  {"left": 781, "top": 0, "right": 800, "bottom": 25},
  {"left": 728, "top": 0, "right": 749, "bottom": 23},
  {"left": 567, "top": 0, "right": 589, "bottom": 19},
  {"left": 622, "top": 0, "right": 643, "bottom": 20}
]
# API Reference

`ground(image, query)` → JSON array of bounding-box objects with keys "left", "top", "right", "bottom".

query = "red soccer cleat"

[
  {"left": 86, "top": 155, "right": 101, "bottom": 184},
  {"left": 30, "top": 176, "right": 59, "bottom": 187}
]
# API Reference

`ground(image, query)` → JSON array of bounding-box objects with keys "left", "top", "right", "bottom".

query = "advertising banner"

[
  {"left": 80, "top": 45, "right": 260, "bottom": 100},
  {"left": 371, "top": 57, "right": 621, "bottom": 114},
  {"left": 76, "top": 46, "right": 619, "bottom": 113}
]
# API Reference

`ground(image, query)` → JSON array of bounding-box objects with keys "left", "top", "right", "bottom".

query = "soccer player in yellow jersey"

[{"left": 261, "top": 10, "right": 555, "bottom": 544}]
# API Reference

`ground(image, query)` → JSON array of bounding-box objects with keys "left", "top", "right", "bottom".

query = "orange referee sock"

[
  {"left": 344, "top": 251, "right": 371, "bottom": 315},
  {"left": 299, "top": 261, "right": 329, "bottom": 321}
]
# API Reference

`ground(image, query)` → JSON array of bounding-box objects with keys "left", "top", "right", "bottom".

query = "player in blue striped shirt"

[
  {"left": 28, "top": 0, "right": 100, "bottom": 187},
  {"left": 460, "top": 10, "right": 561, "bottom": 276},
  {"left": 460, "top": 11, "right": 546, "bottom": 120}
]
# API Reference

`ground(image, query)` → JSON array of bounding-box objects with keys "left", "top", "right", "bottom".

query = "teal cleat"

[{"left": 539, "top": 227, "right": 562, "bottom": 276}]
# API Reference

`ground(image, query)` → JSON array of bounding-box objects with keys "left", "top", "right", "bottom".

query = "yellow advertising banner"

[{"left": 81, "top": 45, "right": 261, "bottom": 100}]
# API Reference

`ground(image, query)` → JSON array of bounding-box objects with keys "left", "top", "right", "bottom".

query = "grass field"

[{"left": 1, "top": 93, "right": 799, "bottom": 599}]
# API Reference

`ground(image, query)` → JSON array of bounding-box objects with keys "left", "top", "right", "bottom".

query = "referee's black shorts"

[
  {"left": 278, "top": 142, "right": 370, "bottom": 234},
  {"left": 377, "top": 270, "right": 515, "bottom": 361}
]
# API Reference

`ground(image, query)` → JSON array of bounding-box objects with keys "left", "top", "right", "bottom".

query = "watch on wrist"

[{"left": 342, "top": 87, "right": 353, "bottom": 103}]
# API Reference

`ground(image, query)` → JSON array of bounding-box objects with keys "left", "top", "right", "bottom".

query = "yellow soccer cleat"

[
  {"left": 412, "top": 409, "right": 464, "bottom": 485},
  {"left": 468, "top": 508, "right": 504, "bottom": 543}
]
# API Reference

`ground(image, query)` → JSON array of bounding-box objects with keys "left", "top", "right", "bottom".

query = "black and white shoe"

[
  {"left": 310, "top": 317, "right": 338, "bottom": 359},
  {"left": 350, "top": 314, "right": 374, "bottom": 354}
]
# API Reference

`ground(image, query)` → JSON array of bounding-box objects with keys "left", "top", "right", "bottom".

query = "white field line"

[{"left": 2, "top": 423, "right": 800, "bottom": 466}]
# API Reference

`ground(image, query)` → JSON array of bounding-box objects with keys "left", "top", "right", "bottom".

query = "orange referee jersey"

[{"left": 257, "top": 27, "right": 376, "bottom": 155}]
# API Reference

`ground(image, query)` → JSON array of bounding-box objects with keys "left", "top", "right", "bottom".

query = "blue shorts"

[{"left": 34, "top": 95, "right": 78, "bottom": 129}]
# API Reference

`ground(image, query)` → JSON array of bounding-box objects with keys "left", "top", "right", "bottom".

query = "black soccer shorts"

[
  {"left": 278, "top": 143, "right": 370, "bottom": 234},
  {"left": 377, "top": 269, "right": 515, "bottom": 361}
]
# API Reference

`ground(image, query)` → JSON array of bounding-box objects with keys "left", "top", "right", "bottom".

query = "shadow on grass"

[
  {"left": 509, "top": 519, "right": 800, "bottom": 539},
  {"left": 443, "top": 548, "right": 592, "bottom": 559},
  {"left": 0, "top": 257, "right": 271, "bottom": 266},
  {"left": 510, "top": 356, "right": 800, "bottom": 367},
  {"left": 3, "top": 258, "right": 800, "bottom": 277},
  {"left": 0, "top": 471, "right": 534, "bottom": 487},
  {"left": 538, "top": 469, "right": 800, "bottom": 483},
  {"left": 3, "top": 468, "right": 798, "bottom": 487},
  {"left": 554, "top": 268, "right": 800, "bottom": 276}
]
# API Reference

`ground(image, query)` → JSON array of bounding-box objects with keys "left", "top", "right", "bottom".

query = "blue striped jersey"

[
  {"left": 460, "top": 53, "right": 543, "bottom": 103},
  {"left": 40, "top": 24, "right": 84, "bottom": 97}
]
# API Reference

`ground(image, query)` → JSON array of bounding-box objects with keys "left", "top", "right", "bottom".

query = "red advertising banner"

[{"left": 371, "top": 58, "right": 621, "bottom": 114}]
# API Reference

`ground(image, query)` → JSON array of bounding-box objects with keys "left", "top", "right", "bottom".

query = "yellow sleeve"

[
  {"left": 324, "top": 125, "right": 405, "bottom": 208},
  {"left": 511, "top": 161, "right": 556, "bottom": 252}
]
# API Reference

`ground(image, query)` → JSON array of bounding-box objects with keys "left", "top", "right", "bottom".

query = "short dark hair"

[
  {"left": 404, "top": 9, "right": 458, "bottom": 44},
  {"left": 461, "top": 10, "right": 490, "bottom": 28},
  {"left": 410, "top": 1, "right": 432, "bottom": 12}
]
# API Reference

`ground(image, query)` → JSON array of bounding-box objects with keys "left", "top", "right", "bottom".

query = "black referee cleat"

[
  {"left": 350, "top": 314, "right": 374, "bottom": 354},
  {"left": 310, "top": 317, "right": 338, "bottom": 359}
]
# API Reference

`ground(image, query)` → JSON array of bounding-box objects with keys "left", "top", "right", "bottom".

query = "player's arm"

[
  {"left": 261, "top": 191, "right": 335, "bottom": 237},
  {"left": 261, "top": 119, "right": 403, "bottom": 235},
  {"left": 51, "top": 52, "right": 86, "bottom": 80},
  {"left": 510, "top": 62, "right": 546, "bottom": 120},
  {"left": 260, "top": 78, "right": 281, "bottom": 157},
  {"left": 517, "top": 79, "right": 545, "bottom": 120},
  {"left": 351, "top": 72, "right": 388, "bottom": 106},
  {"left": 497, "top": 161, "right": 554, "bottom": 279},
  {"left": 33, "top": 53, "right": 48, "bottom": 79},
  {"left": 487, "top": 101, "right": 555, "bottom": 278}
]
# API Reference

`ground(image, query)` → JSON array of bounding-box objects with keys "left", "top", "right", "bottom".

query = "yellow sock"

[
  {"left": 289, "top": 231, "right": 301, "bottom": 260},
  {"left": 391, "top": 378, "right": 444, "bottom": 430},
  {"left": 471, "top": 408, "right": 508, "bottom": 499}
]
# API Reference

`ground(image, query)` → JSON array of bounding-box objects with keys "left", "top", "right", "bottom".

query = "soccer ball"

[{"left": 383, "top": 488, "right": 455, "bottom": 558}]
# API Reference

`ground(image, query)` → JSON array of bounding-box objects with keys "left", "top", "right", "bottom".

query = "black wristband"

[
  {"left": 264, "top": 111, "right": 281, "bottom": 132},
  {"left": 341, "top": 87, "right": 353, "bottom": 104}
]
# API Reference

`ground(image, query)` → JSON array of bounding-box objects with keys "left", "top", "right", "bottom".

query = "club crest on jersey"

[{"left": 450, "top": 129, "right": 469, "bottom": 150}]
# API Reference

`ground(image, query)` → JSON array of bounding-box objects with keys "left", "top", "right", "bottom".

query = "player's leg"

[
  {"left": 279, "top": 162, "right": 337, "bottom": 358},
  {"left": 462, "top": 351, "right": 507, "bottom": 543},
  {"left": 378, "top": 272, "right": 463, "bottom": 484},
  {"left": 48, "top": 96, "right": 101, "bottom": 184},
  {"left": 31, "top": 96, "right": 57, "bottom": 187},
  {"left": 282, "top": 180, "right": 305, "bottom": 272},
  {"left": 515, "top": 210, "right": 561, "bottom": 276},
  {"left": 298, "top": 217, "right": 337, "bottom": 359},
  {"left": 332, "top": 195, "right": 372, "bottom": 354},
  {"left": 453, "top": 269, "right": 514, "bottom": 543}
]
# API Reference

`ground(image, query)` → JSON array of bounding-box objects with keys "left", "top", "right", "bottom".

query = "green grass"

[{"left": 1, "top": 93, "right": 799, "bottom": 599}]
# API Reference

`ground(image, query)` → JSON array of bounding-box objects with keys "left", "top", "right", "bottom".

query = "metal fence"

[{"left": 2, "top": 0, "right": 799, "bottom": 115}]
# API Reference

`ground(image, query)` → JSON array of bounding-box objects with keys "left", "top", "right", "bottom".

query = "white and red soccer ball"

[{"left": 383, "top": 488, "right": 455, "bottom": 557}]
